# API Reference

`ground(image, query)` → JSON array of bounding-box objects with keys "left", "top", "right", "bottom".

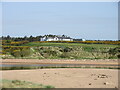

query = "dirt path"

[{"left": 1, "top": 68, "right": 118, "bottom": 88}]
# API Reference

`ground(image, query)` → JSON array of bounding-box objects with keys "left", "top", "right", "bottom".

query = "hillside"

[{"left": 1, "top": 41, "right": 119, "bottom": 59}]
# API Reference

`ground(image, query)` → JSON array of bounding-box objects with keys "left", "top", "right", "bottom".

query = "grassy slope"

[
  {"left": 23, "top": 42, "right": 118, "bottom": 48},
  {"left": 2, "top": 42, "right": 118, "bottom": 59},
  {"left": 21, "top": 42, "right": 118, "bottom": 59}
]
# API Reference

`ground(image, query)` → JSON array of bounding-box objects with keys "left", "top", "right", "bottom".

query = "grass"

[
  {"left": 23, "top": 42, "right": 118, "bottom": 48},
  {"left": 2, "top": 42, "right": 119, "bottom": 59},
  {"left": 1, "top": 79, "right": 55, "bottom": 88}
]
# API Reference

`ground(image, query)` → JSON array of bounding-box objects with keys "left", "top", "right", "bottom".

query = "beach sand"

[{"left": 1, "top": 68, "right": 118, "bottom": 88}]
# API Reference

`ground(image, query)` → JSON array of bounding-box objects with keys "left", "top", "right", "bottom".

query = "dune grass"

[{"left": 1, "top": 79, "right": 55, "bottom": 88}]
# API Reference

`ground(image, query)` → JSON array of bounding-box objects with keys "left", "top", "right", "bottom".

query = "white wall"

[
  {"left": 62, "top": 39, "right": 73, "bottom": 41},
  {"left": 40, "top": 37, "right": 73, "bottom": 41},
  {"left": 47, "top": 38, "right": 55, "bottom": 41}
]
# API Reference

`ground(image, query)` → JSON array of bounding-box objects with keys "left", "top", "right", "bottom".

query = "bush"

[
  {"left": 108, "top": 47, "right": 120, "bottom": 58},
  {"left": 11, "top": 50, "right": 21, "bottom": 57},
  {"left": 44, "top": 85, "right": 55, "bottom": 88},
  {"left": 36, "top": 47, "right": 62, "bottom": 58},
  {"left": 61, "top": 47, "right": 73, "bottom": 52},
  {"left": 11, "top": 48, "right": 31, "bottom": 57},
  {"left": 108, "top": 47, "right": 120, "bottom": 55},
  {"left": 59, "top": 53, "right": 70, "bottom": 58},
  {"left": 21, "top": 49, "right": 31, "bottom": 57}
]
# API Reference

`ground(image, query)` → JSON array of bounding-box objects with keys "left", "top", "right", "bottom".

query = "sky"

[{"left": 2, "top": 2, "right": 118, "bottom": 40}]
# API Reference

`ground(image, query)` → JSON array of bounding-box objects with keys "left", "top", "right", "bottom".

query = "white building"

[{"left": 40, "top": 36, "right": 73, "bottom": 41}]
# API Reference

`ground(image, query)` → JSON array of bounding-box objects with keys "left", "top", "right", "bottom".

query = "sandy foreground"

[
  {"left": 1, "top": 59, "right": 119, "bottom": 88},
  {"left": 1, "top": 68, "right": 119, "bottom": 88}
]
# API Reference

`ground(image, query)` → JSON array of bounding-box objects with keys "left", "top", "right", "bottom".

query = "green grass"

[
  {"left": 1, "top": 79, "right": 55, "bottom": 88},
  {"left": 23, "top": 42, "right": 118, "bottom": 48}
]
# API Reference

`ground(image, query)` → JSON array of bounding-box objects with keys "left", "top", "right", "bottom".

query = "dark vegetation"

[{"left": 1, "top": 66, "right": 119, "bottom": 70}]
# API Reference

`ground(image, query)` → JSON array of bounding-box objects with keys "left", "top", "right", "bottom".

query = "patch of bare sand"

[{"left": 1, "top": 68, "right": 118, "bottom": 88}]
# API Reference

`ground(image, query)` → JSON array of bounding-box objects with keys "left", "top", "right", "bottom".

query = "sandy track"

[{"left": 1, "top": 68, "right": 118, "bottom": 88}]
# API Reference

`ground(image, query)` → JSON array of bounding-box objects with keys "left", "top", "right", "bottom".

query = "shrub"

[
  {"left": 108, "top": 47, "right": 120, "bottom": 58},
  {"left": 44, "top": 85, "right": 55, "bottom": 88},
  {"left": 59, "top": 52, "right": 70, "bottom": 58},
  {"left": 62, "top": 47, "right": 73, "bottom": 52},
  {"left": 11, "top": 48, "right": 31, "bottom": 57},
  {"left": 108, "top": 47, "right": 120, "bottom": 55},
  {"left": 11, "top": 50, "right": 21, "bottom": 57},
  {"left": 21, "top": 49, "right": 31, "bottom": 57}
]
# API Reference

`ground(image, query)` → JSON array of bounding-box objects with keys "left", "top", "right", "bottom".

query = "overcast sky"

[{"left": 2, "top": 2, "right": 118, "bottom": 40}]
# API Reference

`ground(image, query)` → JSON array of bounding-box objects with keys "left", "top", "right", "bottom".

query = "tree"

[
  {"left": 28, "top": 35, "right": 34, "bottom": 42},
  {"left": 6, "top": 35, "right": 11, "bottom": 40},
  {"left": 23, "top": 36, "right": 28, "bottom": 40}
]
